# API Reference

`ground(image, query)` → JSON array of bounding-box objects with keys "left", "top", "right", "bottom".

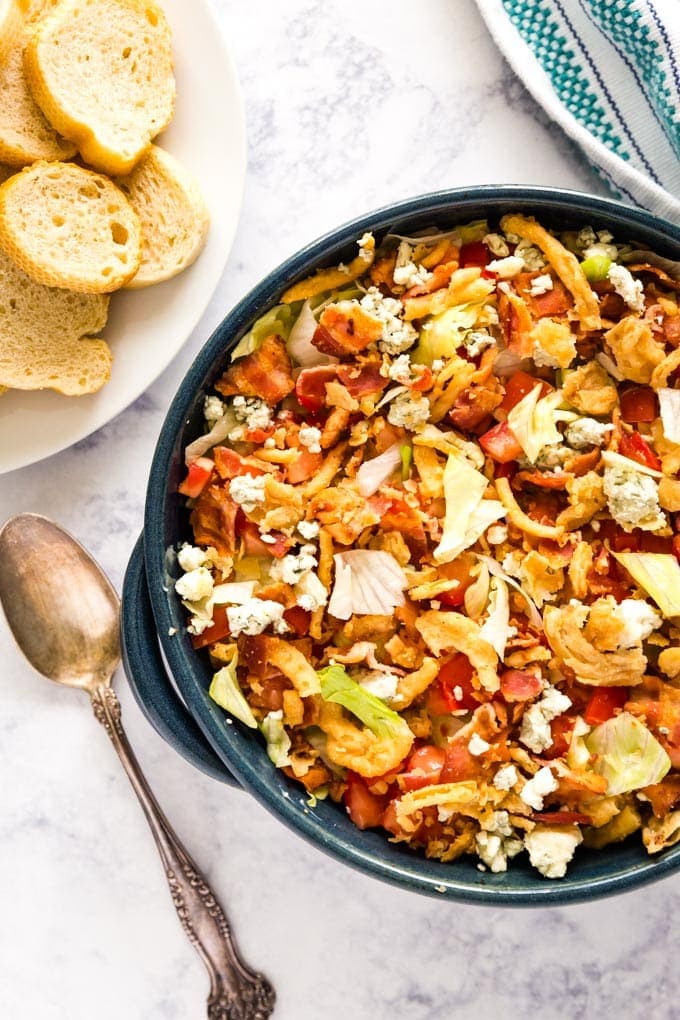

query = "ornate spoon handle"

[{"left": 90, "top": 682, "right": 275, "bottom": 1020}]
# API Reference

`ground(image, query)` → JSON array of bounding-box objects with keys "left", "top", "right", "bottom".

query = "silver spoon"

[{"left": 0, "top": 513, "right": 275, "bottom": 1020}]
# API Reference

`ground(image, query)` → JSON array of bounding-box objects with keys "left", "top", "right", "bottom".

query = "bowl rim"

[{"left": 143, "top": 185, "right": 680, "bottom": 904}]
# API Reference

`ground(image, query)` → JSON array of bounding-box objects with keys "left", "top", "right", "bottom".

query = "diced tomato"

[
  {"left": 435, "top": 654, "right": 478, "bottom": 711},
  {"left": 242, "top": 426, "right": 276, "bottom": 444},
  {"left": 178, "top": 457, "right": 214, "bottom": 498},
  {"left": 500, "top": 669, "right": 543, "bottom": 703},
  {"left": 213, "top": 447, "right": 268, "bottom": 479},
  {"left": 583, "top": 686, "right": 629, "bottom": 726},
  {"left": 494, "top": 460, "right": 518, "bottom": 480},
  {"left": 620, "top": 386, "right": 658, "bottom": 423},
  {"left": 240, "top": 520, "right": 290, "bottom": 557},
  {"left": 436, "top": 559, "right": 475, "bottom": 608},
  {"left": 479, "top": 420, "right": 523, "bottom": 463},
  {"left": 399, "top": 745, "right": 446, "bottom": 792},
  {"left": 440, "top": 741, "right": 479, "bottom": 782},
  {"left": 344, "top": 773, "right": 389, "bottom": 829},
  {"left": 286, "top": 448, "right": 323, "bottom": 484},
  {"left": 406, "top": 366, "right": 434, "bottom": 392},
  {"left": 499, "top": 370, "right": 552, "bottom": 413},
  {"left": 542, "top": 713, "right": 576, "bottom": 759},
  {"left": 459, "top": 241, "right": 490, "bottom": 268},
  {"left": 618, "top": 431, "right": 662, "bottom": 471},
  {"left": 382, "top": 799, "right": 405, "bottom": 836},
  {"left": 673, "top": 535, "right": 680, "bottom": 563},
  {"left": 295, "top": 366, "right": 338, "bottom": 412},
  {"left": 190, "top": 606, "right": 230, "bottom": 649},
  {"left": 282, "top": 605, "right": 311, "bottom": 636},
  {"left": 530, "top": 811, "right": 592, "bottom": 825}
]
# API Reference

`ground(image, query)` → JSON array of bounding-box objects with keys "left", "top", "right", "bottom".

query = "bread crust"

[
  {"left": 24, "top": 0, "right": 175, "bottom": 175},
  {"left": 0, "top": 160, "right": 142, "bottom": 292}
]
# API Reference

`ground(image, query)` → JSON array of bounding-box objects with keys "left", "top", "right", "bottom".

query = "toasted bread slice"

[
  {"left": 0, "top": 247, "right": 111, "bottom": 394},
  {"left": 0, "top": 0, "right": 22, "bottom": 63},
  {"left": 0, "top": 163, "right": 14, "bottom": 185},
  {"left": 16, "top": 0, "right": 58, "bottom": 22},
  {"left": 114, "top": 145, "right": 209, "bottom": 289},
  {"left": 24, "top": 0, "right": 175, "bottom": 175},
  {"left": 0, "top": 18, "right": 77, "bottom": 167},
  {"left": 0, "top": 160, "right": 142, "bottom": 292}
]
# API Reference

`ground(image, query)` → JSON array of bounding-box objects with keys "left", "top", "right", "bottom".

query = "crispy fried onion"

[
  {"left": 391, "top": 657, "right": 440, "bottom": 709},
  {"left": 643, "top": 810, "right": 680, "bottom": 853},
  {"left": 395, "top": 781, "right": 479, "bottom": 828},
  {"left": 556, "top": 470, "right": 607, "bottom": 531},
  {"left": 257, "top": 636, "right": 321, "bottom": 696},
  {"left": 281, "top": 235, "right": 376, "bottom": 303},
  {"left": 543, "top": 602, "right": 647, "bottom": 686},
  {"left": 316, "top": 700, "right": 414, "bottom": 777},
  {"left": 651, "top": 346, "right": 680, "bottom": 390},
  {"left": 415, "top": 610, "right": 499, "bottom": 693},
  {"left": 402, "top": 267, "right": 494, "bottom": 321},
  {"left": 495, "top": 476, "right": 563, "bottom": 539},
  {"left": 604, "top": 316, "right": 665, "bottom": 385},
  {"left": 330, "top": 641, "right": 396, "bottom": 673},
  {"left": 500, "top": 213, "right": 601, "bottom": 331}
]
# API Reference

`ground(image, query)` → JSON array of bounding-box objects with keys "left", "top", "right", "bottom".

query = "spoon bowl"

[
  {"left": 0, "top": 514, "right": 120, "bottom": 691},
  {"left": 0, "top": 512, "right": 274, "bottom": 1018}
]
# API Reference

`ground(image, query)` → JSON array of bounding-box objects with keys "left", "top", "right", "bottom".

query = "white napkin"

[{"left": 476, "top": 0, "right": 680, "bottom": 221}]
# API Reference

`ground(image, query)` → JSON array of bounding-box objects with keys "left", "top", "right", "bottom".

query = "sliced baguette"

[
  {"left": 0, "top": 0, "right": 21, "bottom": 64},
  {"left": 24, "top": 0, "right": 175, "bottom": 176},
  {"left": 114, "top": 145, "right": 209, "bottom": 289},
  {"left": 0, "top": 247, "right": 111, "bottom": 394},
  {"left": 0, "top": 160, "right": 142, "bottom": 292},
  {"left": 0, "top": 19, "right": 77, "bottom": 166}
]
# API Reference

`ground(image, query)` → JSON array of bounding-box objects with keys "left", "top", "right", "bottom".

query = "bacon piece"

[
  {"left": 498, "top": 287, "right": 533, "bottom": 357},
  {"left": 336, "top": 361, "right": 388, "bottom": 397},
  {"left": 664, "top": 315, "right": 680, "bottom": 347},
  {"left": 642, "top": 776, "right": 680, "bottom": 818},
  {"left": 448, "top": 381, "right": 503, "bottom": 429},
  {"left": 190, "top": 485, "right": 239, "bottom": 556},
  {"left": 216, "top": 335, "right": 295, "bottom": 403},
  {"left": 240, "top": 520, "right": 291, "bottom": 558},
  {"left": 530, "top": 811, "right": 592, "bottom": 825},
  {"left": 513, "top": 470, "right": 570, "bottom": 490},
  {"left": 500, "top": 669, "right": 543, "bottom": 703},
  {"left": 522, "top": 276, "right": 572, "bottom": 319},
  {"left": 286, "top": 448, "right": 323, "bottom": 484},
  {"left": 314, "top": 303, "right": 383, "bottom": 357}
]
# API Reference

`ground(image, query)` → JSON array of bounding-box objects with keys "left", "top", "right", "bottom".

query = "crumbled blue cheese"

[
  {"left": 463, "top": 330, "right": 495, "bottom": 357},
  {"left": 520, "top": 686, "right": 572, "bottom": 753},
  {"left": 393, "top": 242, "right": 433, "bottom": 289},
  {"left": 520, "top": 766, "right": 558, "bottom": 811},
  {"left": 358, "top": 231, "right": 374, "bottom": 260},
  {"left": 229, "top": 473, "right": 267, "bottom": 513},
  {"left": 468, "top": 733, "right": 491, "bottom": 756},
  {"left": 355, "top": 668, "right": 399, "bottom": 703},
  {"left": 232, "top": 396, "right": 273, "bottom": 431},
  {"left": 298, "top": 425, "right": 322, "bottom": 453},
  {"left": 607, "top": 264, "right": 645, "bottom": 314},
  {"left": 612, "top": 599, "right": 662, "bottom": 648},
  {"left": 177, "top": 543, "right": 211, "bottom": 573},
  {"left": 524, "top": 826, "right": 583, "bottom": 878},
  {"left": 529, "top": 274, "right": 553, "bottom": 297},
  {"left": 226, "top": 598, "right": 288, "bottom": 636},
  {"left": 603, "top": 465, "right": 665, "bottom": 532},
  {"left": 565, "top": 417, "right": 613, "bottom": 449},
  {"left": 295, "top": 569, "right": 328, "bottom": 611},
  {"left": 386, "top": 353, "right": 414, "bottom": 383},
  {"left": 487, "top": 255, "right": 524, "bottom": 279},
  {"left": 493, "top": 764, "right": 519, "bottom": 791},
  {"left": 484, "top": 233, "right": 509, "bottom": 258},
  {"left": 475, "top": 810, "right": 523, "bottom": 873},
  {"left": 175, "top": 566, "right": 214, "bottom": 603},
  {"left": 359, "top": 287, "right": 418, "bottom": 355},
  {"left": 270, "top": 544, "right": 318, "bottom": 585},
  {"left": 297, "top": 519, "right": 320, "bottom": 541},
  {"left": 515, "top": 238, "right": 546, "bottom": 271},
  {"left": 487, "top": 523, "right": 508, "bottom": 546},
  {"left": 387, "top": 391, "right": 430, "bottom": 431},
  {"left": 204, "top": 395, "right": 226, "bottom": 426}
]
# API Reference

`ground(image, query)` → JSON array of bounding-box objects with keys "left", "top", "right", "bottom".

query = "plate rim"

[{"left": 0, "top": 0, "right": 247, "bottom": 476}]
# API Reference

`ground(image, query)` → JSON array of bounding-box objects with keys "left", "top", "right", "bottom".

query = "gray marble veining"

[{"left": 2, "top": 2, "right": 674, "bottom": 1018}]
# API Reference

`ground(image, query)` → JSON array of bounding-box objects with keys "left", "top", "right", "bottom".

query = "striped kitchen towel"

[{"left": 475, "top": 0, "right": 680, "bottom": 221}]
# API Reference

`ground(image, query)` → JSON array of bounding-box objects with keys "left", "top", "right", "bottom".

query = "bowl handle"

[{"left": 121, "top": 534, "right": 239, "bottom": 787}]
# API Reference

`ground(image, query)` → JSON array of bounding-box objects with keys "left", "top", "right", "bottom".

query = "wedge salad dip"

[{"left": 175, "top": 214, "right": 680, "bottom": 879}]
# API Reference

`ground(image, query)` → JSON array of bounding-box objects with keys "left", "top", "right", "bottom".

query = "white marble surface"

[{"left": 2, "top": 2, "right": 678, "bottom": 1018}]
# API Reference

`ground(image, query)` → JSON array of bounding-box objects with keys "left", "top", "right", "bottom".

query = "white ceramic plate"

[{"left": 0, "top": 0, "right": 246, "bottom": 475}]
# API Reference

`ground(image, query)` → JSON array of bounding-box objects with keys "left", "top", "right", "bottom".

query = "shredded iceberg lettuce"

[
  {"left": 209, "top": 650, "right": 258, "bottom": 729},
  {"left": 586, "top": 712, "right": 670, "bottom": 795},
  {"left": 318, "top": 664, "right": 410, "bottom": 740}
]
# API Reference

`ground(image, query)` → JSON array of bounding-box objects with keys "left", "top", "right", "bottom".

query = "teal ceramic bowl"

[{"left": 126, "top": 186, "right": 680, "bottom": 904}]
